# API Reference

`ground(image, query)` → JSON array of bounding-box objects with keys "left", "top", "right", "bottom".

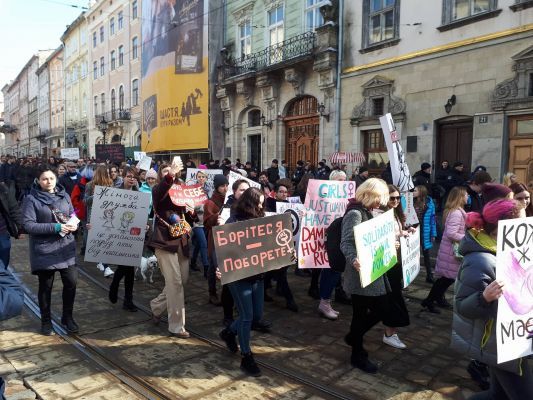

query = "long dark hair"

[
  {"left": 387, "top": 184, "right": 406, "bottom": 226},
  {"left": 232, "top": 187, "right": 265, "bottom": 219}
]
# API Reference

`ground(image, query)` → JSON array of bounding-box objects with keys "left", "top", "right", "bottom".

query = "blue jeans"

[
  {"left": 192, "top": 227, "right": 208, "bottom": 267},
  {"left": 228, "top": 279, "right": 264, "bottom": 354},
  {"left": 319, "top": 268, "right": 340, "bottom": 300},
  {"left": 0, "top": 233, "right": 11, "bottom": 267}
]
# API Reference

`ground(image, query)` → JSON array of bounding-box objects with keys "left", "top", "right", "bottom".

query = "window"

[
  {"left": 452, "top": 0, "right": 490, "bottom": 20},
  {"left": 111, "top": 50, "right": 116, "bottom": 70},
  {"left": 93, "top": 61, "right": 97, "bottom": 79},
  {"left": 82, "top": 93, "right": 87, "bottom": 116},
  {"left": 372, "top": 98, "right": 384, "bottom": 116},
  {"left": 81, "top": 29, "right": 87, "bottom": 46},
  {"left": 100, "top": 56, "right": 105, "bottom": 76},
  {"left": 132, "top": 1, "right": 138, "bottom": 19},
  {"left": 101, "top": 93, "right": 105, "bottom": 113},
  {"left": 132, "top": 37, "right": 138, "bottom": 59},
  {"left": 268, "top": 6, "right": 284, "bottom": 63},
  {"left": 92, "top": 32, "right": 96, "bottom": 47},
  {"left": 119, "top": 85, "right": 124, "bottom": 109},
  {"left": 132, "top": 79, "right": 139, "bottom": 106},
  {"left": 111, "top": 89, "right": 116, "bottom": 113},
  {"left": 100, "top": 26, "right": 104, "bottom": 43},
  {"left": 366, "top": 0, "right": 396, "bottom": 45},
  {"left": 305, "top": 0, "right": 325, "bottom": 31},
  {"left": 364, "top": 130, "right": 389, "bottom": 172},
  {"left": 118, "top": 11, "right": 123, "bottom": 30},
  {"left": 118, "top": 45, "right": 124, "bottom": 66},
  {"left": 94, "top": 96, "right": 98, "bottom": 116},
  {"left": 110, "top": 17, "right": 115, "bottom": 35},
  {"left": 441, "top": 0, "right": 499, "bottom": 27},
  {"left": 248, "top": 109, "right": 261, "bottom": 127},
  {"left": 81, "top": 61, "right": 87, "bottom": 78},
  {"left": 238, "top": 21, "right": 252, "bottom": 59}
]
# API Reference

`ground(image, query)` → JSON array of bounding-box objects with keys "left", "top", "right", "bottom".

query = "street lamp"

[{"left": 99, "top": 116, "right": 108, "bottom": 144}]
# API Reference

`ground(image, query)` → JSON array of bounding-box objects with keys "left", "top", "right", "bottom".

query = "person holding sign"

[
  {"left": 22, "top": 166, "right": 79, "bottom": 335},
  {"left": 149, "top": 158, "right": 196, "bottom": 339},
  {"left": 413, "top": 185, "right": 437, "bottom": 283},
  {"left": 340, "top": 178, "right": 392, "bottom": 374},
  {"left": 452, "top": 200, "right": 533, "bottom": 399}
]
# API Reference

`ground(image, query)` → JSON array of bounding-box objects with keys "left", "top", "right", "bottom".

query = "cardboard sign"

[
  {"left": 85, "top": 186, "right": 151, "bottom": 267},
  {"left": 404, "top": 192, "right": 419, "bottom": 227},
  {"left": 226, "top": 171, "right": 261, "bottom": 202},
  {"left": 134, "top": 151, "right": 146, "bottom": 161},
  {"left": 495, "top": 217, "right": 533, "bottom": 363},
  {"left": 213, "top": 213, "right": 294, "bottom": 285},
  {"left": 298, "top": 179, "right": 356, "bottom": 269},
  {"left": 61, "top": 148, "right": 80, "bottom": 160},
  {"left": 136, "top": 155, "right": 152, "bottom": 171},
  {"left": 400, "top": 227, "right": 421, "bottom": 287},
  {"left": 169, "top": 183, "right": 208, "bottom": 207},
  {"left": 380, "top": 113, "right": 414, "bottom": 192},
  {"left": 95, "top": 144, "right": 126, "bottom": 164},
  {"left": 185, "top": 168, "right": 222, "bottom": 198},
  {"left": 354, "top": 209, "right": 398, "bottom": 287}
]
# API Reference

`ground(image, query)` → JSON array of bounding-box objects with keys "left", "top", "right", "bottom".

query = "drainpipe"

[{"left": 334, "top": 0, "right": 344, "bottom": 152}]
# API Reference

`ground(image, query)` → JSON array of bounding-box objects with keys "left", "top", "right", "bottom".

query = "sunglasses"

[{"left": 390, "top": 196, "right": 401, "bottom": 201}]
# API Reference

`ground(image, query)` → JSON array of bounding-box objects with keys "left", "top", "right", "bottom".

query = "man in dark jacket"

[
  {"left": 0, "top": 183, "right": 23, "bottom": 267},
  {"left": 464, "top": 171, "right": 492, "bottom": 213},
  {"left": 291, "top": 160, "right": 305, "bottom": 186},
  {"left": 449, "top": 161, "right": 466, "bottom": 189},
  {"left": 266, "top": 159, "right": 280, "bottom": 185},
  {"left": 413, "top": 162, "right": 432, "bottom": 194},
  {"left": 59, "top": 162, "right": 81, "bottom": 195},
  {"left": 354, "top": 167, "right": 369, "bottom": 188}
]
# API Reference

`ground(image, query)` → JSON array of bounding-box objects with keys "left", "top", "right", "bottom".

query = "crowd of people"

[{"left": 0, "top": 153, "right": 531, "bottom": 399}]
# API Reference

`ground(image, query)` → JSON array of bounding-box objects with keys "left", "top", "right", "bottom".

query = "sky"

[{"left": 0, "top": 0, "right": 87, "bottom": 102}]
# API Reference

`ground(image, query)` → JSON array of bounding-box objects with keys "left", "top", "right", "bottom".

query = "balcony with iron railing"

[
  {"left": 94, "top": 108, "right": 131, "bottom": 125},
  {"left": 66, "top": 117, "right": 88, "bottom": 130},
  {"left": 219, "top": 31, "right": 316, "bottom": 81}
]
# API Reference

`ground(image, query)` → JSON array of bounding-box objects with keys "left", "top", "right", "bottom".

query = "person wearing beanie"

[
  {"left": 413, "top": 162, "right": 432, "bottom": 194},
  {"left": 203, "top": 174, "right": 229, "bottom": 305},
  {"left": 354, "top": 166, "right": 369, "bottom": 188},
  {"left": 481, "top": 183, "right": 512, "bottom": 204},
  {"left": 450, "top": 161, "right": 466, "bottom": 188},
  {"left": 464, "top": 171, "right": 492, "bottom": 213},
  {"left": 266, "top": 159, "right": 280, "bottom": 185}
]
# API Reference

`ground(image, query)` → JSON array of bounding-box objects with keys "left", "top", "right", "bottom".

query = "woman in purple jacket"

[{"left": 422, "top": 186, "right": 468, "bottom": 313}]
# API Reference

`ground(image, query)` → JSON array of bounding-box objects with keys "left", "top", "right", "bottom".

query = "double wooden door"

[
  {"left": 509, "top": 115, "right": 533, "bottom": 184},
  {"left": 436, "top": 121, "right": 473, "bottom": 173}
]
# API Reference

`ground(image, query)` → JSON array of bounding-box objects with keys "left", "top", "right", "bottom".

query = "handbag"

[{"left": 155, "top": 212, "right": 191, "bottom": 239}]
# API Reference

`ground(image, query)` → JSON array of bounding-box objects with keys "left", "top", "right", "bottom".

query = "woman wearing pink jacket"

[{"left": 421, "top": 186, "right": 468, "bottom": 313}]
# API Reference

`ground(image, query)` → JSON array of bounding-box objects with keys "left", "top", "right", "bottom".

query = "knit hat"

[
  {"left": 482, "top": 183, "right": 512, "bottom": 203},
  {"left": 146, "top": 168, "right": 157, "bottom": 180},
  {"left": 213, "top": 174, "right": 229, "bottom": 189},
  {"left": 421, "top": 162, "right": 431, "bottom": 170},
  {"left": 198, "top": 164, "right": 208, "bottom": 170}
]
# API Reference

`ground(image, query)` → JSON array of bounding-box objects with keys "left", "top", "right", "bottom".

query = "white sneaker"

[
  {"left": 103, "top": 266, "right": 114, "bottom": 277},
  {"left": 318, "top": 300, "right": 338, "bottom": 320},
  {"left": 97, "top": 263, "right": 105, "bottom": 272},
  {"left": 383, "top": 333, "right": 407, "bottom": 349}
]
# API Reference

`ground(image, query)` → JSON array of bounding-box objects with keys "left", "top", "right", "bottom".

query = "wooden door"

[
  {"left": 284, "top": 96, "right": 319, "bottom": 169},
  {"left": 509, "top": 115, "right": 533, "bottom": 184},
  {"left": 437, "top": 121, "right": 473, "bottom": 173}
]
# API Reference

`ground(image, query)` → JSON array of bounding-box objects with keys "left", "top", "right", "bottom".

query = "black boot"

[
  {"left": 351, "top": 352, "right": 378, "bottom": 374},
  {"left": 240, "top": 353, "right": 261, "bottom": 377},
  {"left": 436, "top": 296, "right": 452, "bottom": 308},
  {"left": 251, "top": 319, "right": 272, "bottom": 333},
  {"left": 421, "top": 299, "right": 441, "bottom": 314},
  {"left": 41, "top": 320, "right": 53, "bottom": 336},
  {"left": 122, "top": 302, "right": 138, "bottom": 312},
  {"left": 219, "top": 328, "right": 238, "bottom": 353},
  {"left": 425, "top": 267, "right": 434, "bottom": 283},
  {"left": 61, "top": 315, "right": 79, "bottom": 333},
  {"left": 109, "top": 280, "right": 119, "bottom": 304}
]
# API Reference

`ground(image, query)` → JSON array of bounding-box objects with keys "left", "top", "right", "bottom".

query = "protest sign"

[
  {"left": 61, "top": 148, "right": 80, "bottom": 160},
  {"left": 277, "top": 202, "right": 305, "bottom": 244},
  {"left": 136, "top": 155, "right": 152, "bottom": 171},
  {"left": 495, "top": 217, "right": 533, "bottom": 363},
  {"left": 219, "top": 208, "right": 275, "bottom": 225},
  {"left": 134, "top": 151, "right": 146, "bottom": 161},
  {"left": 169, "top": 183, "right": 208, "bottom": 207},
  {"left": 404, "top": 192, "right": 419, "bottom": 227},
  {"left": 186, "top": 168, "right": 222, "bottom": 198},
  {"left": 354, "top": 209, "right": 398, "bottom": 288},
  {"left": 400, "top": 227, "right": 421, "bottom": 287},
  {"left": 298, "top": 179, "right": 356, "bottom": 269},
  {"left": 226, "top": 171, "right": 261, "bottom": 202},
  {"left": 95, "top": 144, "right": 125, "bottom": 164},
  {"left": 85, "top": 186, "right": 151, "bottom": 267},
  {"left": 213, "top": 213, "right": 294, "bottom": 285},
  {"left": 288, "top": 197, "right": 302, "bottom": 204},
  {"left": 380, "top": 113, "right": 414, "bottom": 192}
]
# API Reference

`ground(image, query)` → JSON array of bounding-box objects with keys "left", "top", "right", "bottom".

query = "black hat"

[
  {"left": 421, "top": 162, "right": 431, "bottom": 170},
  {"left": 213, "top": 174, "right": 229, "bottom": 189}
]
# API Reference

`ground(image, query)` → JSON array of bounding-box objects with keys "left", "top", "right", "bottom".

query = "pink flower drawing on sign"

[{"left": 502, "top": 252, "right": 533, "bottom": 315}]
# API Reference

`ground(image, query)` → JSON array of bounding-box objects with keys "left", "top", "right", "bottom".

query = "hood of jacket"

[
  {"left": 28, "top": 182, "right": 69, "bottom": 206},
  {"left": 459, "top": 229, "right": 496, "bottom": 258}
]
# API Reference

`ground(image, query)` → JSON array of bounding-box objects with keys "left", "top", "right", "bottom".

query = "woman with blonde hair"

[
  {"left": 502, "top": 172, "right": 518, "bottom": 187},
  {"left": 341, "top": 178, "right": 391, "bottom": 373},
  {"left": 422, "top": 186, "right": 468, "bottom": 313}
]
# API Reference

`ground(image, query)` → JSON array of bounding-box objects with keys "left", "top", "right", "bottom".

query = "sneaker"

[
  {"left": 103, "top": 266, "right": 114, "bottom": 277},
  {"left": 219, "top": 328, "right": 238, "bottom": 353},
  {"left": 97, "top": 262, "right": 105, "bottom": 272},
  {"left": 240, "top": 353, "right": 261, "bottom": 377},
  {"left": 383, "top": 333, "right": 407, "bottom": 349},
  {"left": 318, "top": 300, "right": 338, "bottom": 320},
  {"left": 351, "top": 354, "right": 378, "bottom": 374}
]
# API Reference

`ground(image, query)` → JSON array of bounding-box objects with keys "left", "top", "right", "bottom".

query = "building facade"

[
  {"left": 86, "top": 0, "right": 142, "bottom": 158},
  {"left": 37, "top": 60, "right": 51, "bottom": 157},
  {"left": 216, "top": 0, "right": 339, "bottom": 170},
  {"left": 341, "top": 0, "right": 533, "bottom": 181},
  {"left": 61, "top": 12, "right": 90, "bottom": 158},
  {"left": 47, "top": 46, "right": 65, "bottom": 156}
]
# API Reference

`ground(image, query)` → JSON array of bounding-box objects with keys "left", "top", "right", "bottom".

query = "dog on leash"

[{"left": 136, "top": 255, "right": 158, "bottom": 283}]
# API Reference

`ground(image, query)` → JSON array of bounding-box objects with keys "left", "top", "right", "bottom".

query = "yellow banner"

[{"left": 141, "top": 0, "right": 209, "bottom": 152}]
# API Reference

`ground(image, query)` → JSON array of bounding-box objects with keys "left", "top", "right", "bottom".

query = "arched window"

[
  {"left": 119, "top": 85, "right": 124, "bottom": 109},
  {"left": 111, "top": 89, "right": 116, "bottom": 113},
  {"left": 248, "top": 109, "right": 261, "bottom": 127}
]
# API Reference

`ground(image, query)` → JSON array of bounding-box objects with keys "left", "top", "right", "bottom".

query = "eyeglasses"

[{"left": 390, "top": 196, "right": 401, "bottom": 201}]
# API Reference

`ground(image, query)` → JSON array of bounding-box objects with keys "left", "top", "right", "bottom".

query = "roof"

[{"left": 60, "top": 12, "right": 86, "bottom": 42}]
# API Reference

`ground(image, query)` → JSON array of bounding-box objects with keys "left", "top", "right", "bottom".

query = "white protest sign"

[
  {"left": 226, "top": 170, "right": 261, "bottom": 202},
  {"left": 288, "top": 197, "right": 302, "bottom": 204},
  {"left": 495, "top": 217, "right": 533, "bottom": 364},
  {"left": 219, "top": 208, "right": 276, "bottom": 225},
  {"left": 354, "top": 209, "right": 398, "bottom": 287},
  {"left": 134, "top": 151, "right": 146, "bottom": 161},
  {"left": 136, "top": 155, "right": 152, "bottom": 171},
  {"left": 380, "top": 113, "right": 414, "bottom": 192},
  {"left": 85, "top": 186, "right": 151, "bottom": 267},
  {"left": 400, "top": 227, "right": 421, "bottom": 287},
  {"left": 404, "top": 192, "right": 419, "bottom": 227},
  {"left": 186, "top": 168, "right": 222, "bottom": 198},
  {"left": 61, "top": 148, "right": 80, "bottom": 160},
  {"left": 277, "top": 202, "right": 305, "bottom": 245}
]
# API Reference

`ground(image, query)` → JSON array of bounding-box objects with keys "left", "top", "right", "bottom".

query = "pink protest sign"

[
  {"left": 298, "top": 179, "right": 356, "bottom": 269},
  {"left": 169, "top": 184, "right": 208, "bottom": 207}
]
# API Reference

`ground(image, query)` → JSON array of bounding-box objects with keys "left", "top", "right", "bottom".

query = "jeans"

[
  {"left": 469, "top": 362, "right": 533, "bottom": 400},
  {"left": 425, "top": 276, "right": 455, "bottom": 303},
  {"left": 110, "top": 266, "right": 135, "bottom": 304},
  {"left": 191, "top": 227, "right": 209, "bottom": 267},
  {"left": 0, "top": 233, "right": 11, "bottom": 267},
  {"left": 228, "top": 279, "right": 264, "bottom": 354},
  {"left": 319, "top": 268, "right": 340, "bottom": 300},
  {"left": 36, "top": 265, "right": 78, "bottom": 323}
]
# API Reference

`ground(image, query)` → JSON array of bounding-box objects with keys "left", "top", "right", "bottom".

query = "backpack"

[{"left": 325, "top": 216, "right": 346, "bottom": 272}]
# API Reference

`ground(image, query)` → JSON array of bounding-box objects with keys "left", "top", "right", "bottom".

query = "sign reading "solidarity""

[{"left": 213, "top": 213, "right": 294, "bottom": 285}]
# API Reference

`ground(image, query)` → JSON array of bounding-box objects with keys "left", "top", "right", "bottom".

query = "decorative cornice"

[{"left": 231, "top": 1, "right": 255, "bottom": 25}]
